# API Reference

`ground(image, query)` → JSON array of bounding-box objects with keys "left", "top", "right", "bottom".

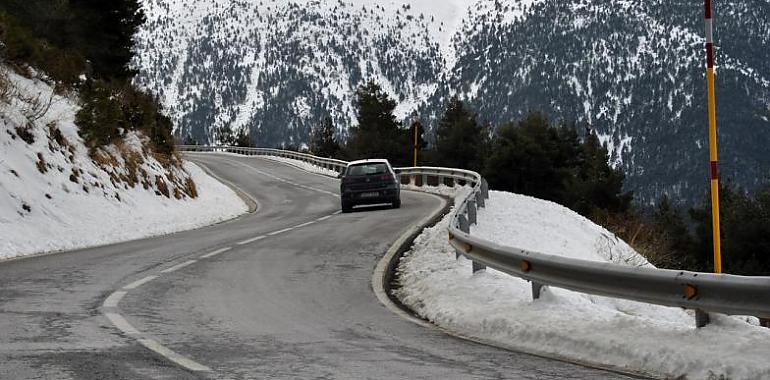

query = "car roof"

[{"left": 347, "top": 159, "right": 391, "bottom": 166}]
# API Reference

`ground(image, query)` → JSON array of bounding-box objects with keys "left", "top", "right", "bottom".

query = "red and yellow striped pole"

[{"left": 704, "top": 0, "right": 722, "bottom": 273}]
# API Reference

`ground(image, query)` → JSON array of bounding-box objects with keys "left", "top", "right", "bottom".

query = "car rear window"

[{"left": 347, "top": 163, "right": 389, "bottom": 176}]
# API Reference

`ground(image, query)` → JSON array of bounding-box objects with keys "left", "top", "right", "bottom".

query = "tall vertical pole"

[
  {"left": 413, "top": 122, "right": 420, "bottom": 167},
  {"left": 704, "top": 0, "right": 722, "bottom": 273}
]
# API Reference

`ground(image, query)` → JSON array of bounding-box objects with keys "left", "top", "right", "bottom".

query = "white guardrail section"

[{"left": 180, "top": 145, "right": 770, "bottom": 328}]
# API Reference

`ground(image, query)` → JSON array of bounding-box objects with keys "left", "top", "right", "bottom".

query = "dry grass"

[
  {"left": 0, "top": 67, "right": 14, "bottom": 104},
  {"left": 593, "top": 212, "right": 684, "bottom": 269}
]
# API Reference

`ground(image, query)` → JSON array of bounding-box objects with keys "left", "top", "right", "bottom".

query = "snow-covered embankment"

[
  {"left": 395, "top": 190, "right": 770, "bottom": 379},
  {"left": 0, "top": 67, "right": 247, "bottom": 260}
]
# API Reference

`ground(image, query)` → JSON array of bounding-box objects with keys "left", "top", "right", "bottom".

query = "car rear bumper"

[{"left": 341, "top": 189, "right": 400, "bottom": 205}]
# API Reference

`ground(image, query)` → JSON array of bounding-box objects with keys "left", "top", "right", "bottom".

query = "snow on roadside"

[
  {"left": 0, "top": 67, "right": 247, "bottom": 260},
  {"left": 260, "top": 155, "right": 340, "bottom": 177},
  {"left": 395, "top": 190, "right": 770, "bottom": 379}
]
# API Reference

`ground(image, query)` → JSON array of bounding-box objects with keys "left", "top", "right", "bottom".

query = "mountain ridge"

[{"left": 132, "top": 0, "right": 770, "bottom": 204}]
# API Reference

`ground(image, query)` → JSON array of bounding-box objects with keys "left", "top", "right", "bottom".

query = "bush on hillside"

[{"left": 77, "top": 81, "right": 174, "bottom": 155}]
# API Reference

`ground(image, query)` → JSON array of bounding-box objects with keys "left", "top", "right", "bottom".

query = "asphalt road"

[{"left": 0, "top": 154, "right": 635, "bottom": 379}]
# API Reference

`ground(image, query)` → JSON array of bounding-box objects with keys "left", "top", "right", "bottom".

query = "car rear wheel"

[
  {"left": 392, "top": 198, "right": 401, "bottom": 209},
  {"left": 341, "top": 201, "right": 353, "bottom": 213}
]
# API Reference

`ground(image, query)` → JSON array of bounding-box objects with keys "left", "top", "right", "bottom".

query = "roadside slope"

[
  {"left": 396, "top": 190, "right": 770, "bottom": 379},
  {"left": 0, "top": 67, "right": 247, "bottom": 260}
]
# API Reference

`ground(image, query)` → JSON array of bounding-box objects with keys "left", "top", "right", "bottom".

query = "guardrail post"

[
  {"left": 456, "top": 215, "right": 469, "bottom": 260},
  {"left": 695, "top": 310, "right": 710, "bottom": 328},
  {"left": 532, "top": 282, "right": 543, "bottom": 300},
  {"left": 481, "top": 179, "right": 489, "bottom": 199},
  {"left": 422, "top": 175, "right": 428, "bottom": 187},
  {"left": 476, "top": 190, "right": 485, "bottom": 208},
  {"left": 472, "top": 261, "right": 486, "bottom": 273},
  {"left": 467, "top": 200, "right": 477, "bottom": 225}
]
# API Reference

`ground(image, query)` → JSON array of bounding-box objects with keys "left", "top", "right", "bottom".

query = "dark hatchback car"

[{"left": 339, "top": 159, "right": 401, "bottom": 213}]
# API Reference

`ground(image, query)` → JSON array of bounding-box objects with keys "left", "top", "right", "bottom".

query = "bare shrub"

[
  {"left": 19, "top": 88, "right": 55, "bottom": 122},
  {"left": 0, "top": 67, "right": 15, "bottom": 104},
  {"left": 155, "top": 175, "right": 169, "bottom": 198}
]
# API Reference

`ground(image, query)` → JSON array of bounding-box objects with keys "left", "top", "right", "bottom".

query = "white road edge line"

[
  {"left": 104, "top": 312, "right": 140, "bottom": 335},
  {"left": 103, "top": 291, "right": 127, "bottom": 308},
  {"left": 267, "top": 227, "right": 293, "bottom": 236},
  {"left": 138, "top": 338, "right": 211, "bottom": 372},
  {"left": 293, "top": 221, "right": 315, "bottom": 229},
  {"left": 237, "top": 235, "right": 266, "bottom": 245},
  {"left": 160, "top": 260, "right": 197, "bottom": 274},
  {"left": 200, "top": 247, "right": 232, "bottom": 259},
  {"left": 123, "top": 275, "right": 159, "bottom": 290}
]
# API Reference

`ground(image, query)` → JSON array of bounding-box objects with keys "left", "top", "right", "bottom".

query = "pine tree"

[
  {"left": 690, "top": 185, "right": 770, "bottom": 275},
  {"left": 310, "top": 117, "right": 340, "bottom": 158},
  {"left": 567, "top": 132, "right": 632, "bottom": 216},
  {"left": 69, "top": 0, "right": 145, "bottom": 80},
  {"left": 346, "top": 81, "right": 409, "bottom": 165},
  {"left": 434, "top": 97, "right": 486, "bottom": 172}
]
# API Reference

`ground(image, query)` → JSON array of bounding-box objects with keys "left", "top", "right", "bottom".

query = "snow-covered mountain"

[{"left": 133, "top": 0, "right": 770, "bottom": 204}]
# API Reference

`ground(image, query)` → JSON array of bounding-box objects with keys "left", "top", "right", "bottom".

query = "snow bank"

[
  {"left": 0, "top": 67, "right": 247, "bottom": 260},
  {"left": 260, "top": 155, "right": 340, "bottom": 177},
  {"left": 396, "top": 190, "right": 770, "bottom": 379}
]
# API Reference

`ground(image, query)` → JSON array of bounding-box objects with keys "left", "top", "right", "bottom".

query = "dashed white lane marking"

[
  {"left": 100, "top": 158, "right": 344, "bottom": 374},
  {"left": 138, "top": 338, "right": 211, "bottom": 372},
  {"left": 123, "top": 275, "right": 159, "bottom": 290},
  {"left": 104, "top": 312, "right": 140, "bottom": 335},
  {"left": 293, "top": 221, "right": 315, "bottom": 229},
  {"left": 160, "top": 260, "right": 197, "bottom": 274},
  {"left": 267, "top": 227, "right": 293, "bottom": 236},
  {"left": 218, "top": 157, "right": 338, "bottom": 197},
  {"left": 237, "top": 235, "right": 266, "bottom": 245},
  {"left": 200, "top": 247, "right": 232, "bottom": 258},
  {"left": 103, "top": 291, "right": 127, "bottom": 308}
]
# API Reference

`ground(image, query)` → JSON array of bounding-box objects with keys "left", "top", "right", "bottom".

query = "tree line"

[
  {"left": 0, "top": 0, "right": 174, "bottom": 154},
  {"left": 309, "top": 81, "right": 770, "bottom": 276}
]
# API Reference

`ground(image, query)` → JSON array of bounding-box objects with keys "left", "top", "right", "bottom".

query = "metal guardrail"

[
  {"left": 181, "top": 145, "right": 770, "bottom": 327},
  {"left": 446, "top": 172, "right": 770, "bottom": 328},
  {"left": 179, "top": 145, "right": 348, "bottom": 174}
]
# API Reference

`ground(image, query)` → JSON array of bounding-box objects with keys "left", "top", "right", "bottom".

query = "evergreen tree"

[
  {"left": 689, "top": 185, "right": 770, "bottom": 275},
  {"left": 484, "top": 112, "right": 569, "bottom": 202},
  {"left": 310, "top": 117, "right": 340, "bottom": 158},
  {"left": 652, "top": 195, "right": 696, "bottom": 269},
  {"left": 434, "top": 97, "right": 486, "bottom": 172},
  {"left": 0, "top": 0, "right": 145, "bottom": 80},
  {"left": 216, "top": 126, "right": 236, "bottom": 146},
  {"left": 566, "top": 132, "right": 632, "bottom": 216},
  {"left": 69, "top": 0, "right": 145, "bottom": 79},
  {"left": 346, "top": 81, "right": 409, "bottom": 165},
  {"left": 234, "top": 128, "right": 253, "bottom": 147},
  {"left": 484, "top": 112, "right": 630, "bottom": 216}
]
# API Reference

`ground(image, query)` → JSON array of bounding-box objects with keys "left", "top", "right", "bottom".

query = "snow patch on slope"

[
  {"left": 0, "top": 67, "right": 247, "bottom": 260},
  {"left": 396, "top": 190, "right": 770, "bottom": 379}
]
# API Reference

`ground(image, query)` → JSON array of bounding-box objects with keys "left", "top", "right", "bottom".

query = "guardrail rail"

[{"left": 182, "top": 145, "right": 770, "bottom": 328}]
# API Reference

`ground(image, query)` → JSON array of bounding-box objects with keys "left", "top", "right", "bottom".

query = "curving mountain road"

[{"left": 0, "top": 154, "right": 634, "bottom": 379}]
